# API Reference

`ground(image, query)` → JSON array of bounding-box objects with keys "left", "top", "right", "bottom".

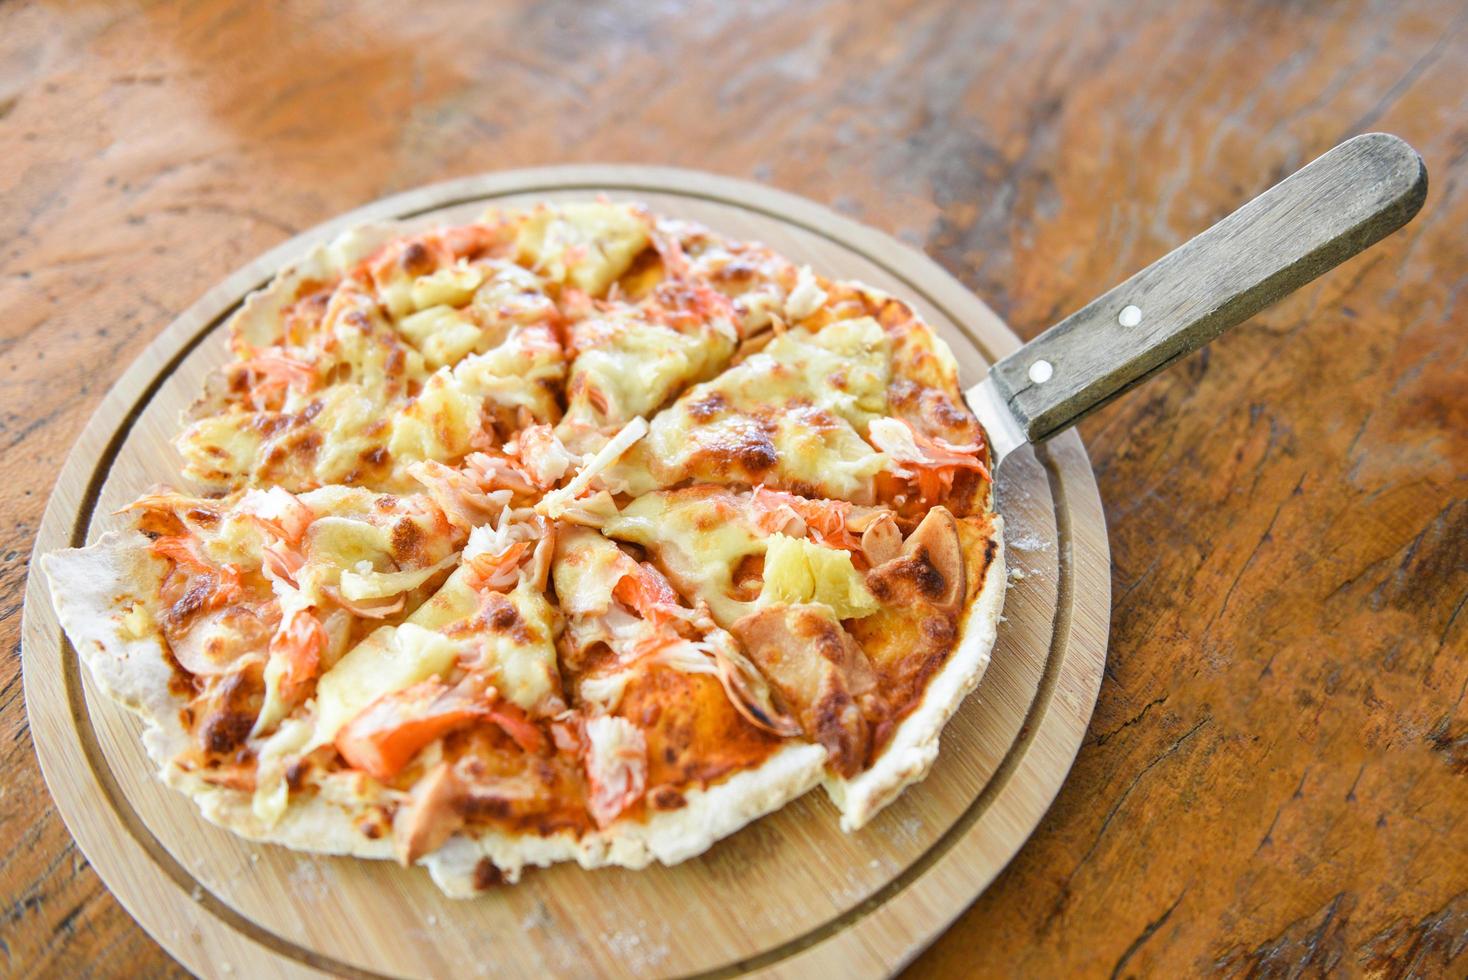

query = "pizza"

[{"left": 42, "top": 201, "right": 1006, "bottom": 896}]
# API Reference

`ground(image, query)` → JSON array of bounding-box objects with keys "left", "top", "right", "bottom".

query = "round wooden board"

[{"left": 21, "top": 166, "right": 1110, "bottom": 979}]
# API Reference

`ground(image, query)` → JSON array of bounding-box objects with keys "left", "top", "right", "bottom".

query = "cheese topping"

[
  {"left": 514, "top": 202, "right": 651, "bottom": 296},
  {"left": 84, "top": 202, "right": 997, "bottom": 873},
  {"left": 620, "top": 318, "right": 892, "bottom": 501}
]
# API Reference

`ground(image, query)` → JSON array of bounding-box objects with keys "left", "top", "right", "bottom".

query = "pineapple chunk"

[{"left": 758, "top": 533, "right": 878, "bottom": 620}]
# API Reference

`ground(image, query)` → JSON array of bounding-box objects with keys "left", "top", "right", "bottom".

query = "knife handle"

[{"left": 987, "top": 132, "right": 1427, "bottom": 444}]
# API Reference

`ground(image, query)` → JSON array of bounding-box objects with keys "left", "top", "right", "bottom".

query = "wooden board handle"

[{"left": 988, "top": 132, "right": 1427, "bottom": 443}]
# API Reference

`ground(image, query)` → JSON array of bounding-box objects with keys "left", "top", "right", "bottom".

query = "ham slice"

[{"left": 730, "top": 602, "right": 885, "bottom": 777}]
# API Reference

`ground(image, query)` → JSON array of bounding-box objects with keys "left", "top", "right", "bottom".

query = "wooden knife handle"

[{"left": 988, "top": 132, "right": 1427, "bottom": 443}]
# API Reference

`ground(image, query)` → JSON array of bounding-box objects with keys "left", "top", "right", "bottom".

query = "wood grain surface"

[{"left": 1, "top": 1, "right": 1464, "bottom": 977}]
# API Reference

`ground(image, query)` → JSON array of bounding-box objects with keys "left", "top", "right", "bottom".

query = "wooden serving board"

[{"left": 21, "top": 166, "right": 1110, "bottom": 978}]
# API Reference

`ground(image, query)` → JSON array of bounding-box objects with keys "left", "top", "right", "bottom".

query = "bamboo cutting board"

[{"left": 20, "top": 166, "right": 1110, "bottom": 978}]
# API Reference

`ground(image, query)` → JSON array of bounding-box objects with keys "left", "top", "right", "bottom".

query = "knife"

[{"left": 965, "top": 133, "right": 1427, "bottom": 469}]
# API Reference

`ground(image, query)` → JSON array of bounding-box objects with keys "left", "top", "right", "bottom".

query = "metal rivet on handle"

[
  {"left": 1028, "top": 359, "right": 1053, "bottom": 384},
  {"left": 1118, "top": 304, "right": 1142, "bottom": 327}
]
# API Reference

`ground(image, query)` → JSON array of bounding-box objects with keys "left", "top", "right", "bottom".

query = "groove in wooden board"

[{"left": 21, "top": 166, "right": 1110, "bottom": 978}]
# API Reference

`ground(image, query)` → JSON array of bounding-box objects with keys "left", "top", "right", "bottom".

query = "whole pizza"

[{"left": 43, "top": 201, "right": 1006, "bottom": 896}]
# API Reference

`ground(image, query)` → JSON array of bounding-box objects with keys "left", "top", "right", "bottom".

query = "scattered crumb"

[
  {"left": 601, "top": 919, "right": 670, "bottom": 971},
  {"left": 426, "top": 913, "right": 438, "bottom": 926},
  {"left": 1007, "top": 531, "right": 1050, "bottom": 552},
  {"left": 1009, "top": 566, "right": 1027, "bottom": 581},
  {"left": 520, "top": 902, "right": 554, "bottom": 931},
  {"left": 287, "top": 860, "right": 329, "bottom": 902}
]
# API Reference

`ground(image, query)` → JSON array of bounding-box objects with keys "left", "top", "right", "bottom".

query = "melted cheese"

[
  {"left": 177, "top": 414, "right": 263, "bottom": 486},
  {"left": 551, "top": 526, "right": 633, "bottom": 618},
  {"left": 251, "top": 716, "right": 314, "bottom": 826},
  {"left": 515, "top": 203, "right": 650, "bottom": 296},
  {"left": 560, "top": 306, "right": 735, "bottom": 432},
  {"left": 311, "top": 623, "right": 458, "bottom": 748},
  {"left": 406, "top": 568, "right": 561, "bottom": 713},
  {"left": 298, "top": 516, "right": 395, "bottom": 601},
  {"left": 620, "top": 318, "right": 891, "bottom": 501},
  {"left": 389, "top": 323, "right": 566, "bottom": 467},
  {"left": 320, "top": 285, "right": 427, "bottom": 393},
  {"left": 397, "top": 305, "right": 483, "bottom": 370},
  {"left": 470, "top": 260, "right": 558, "bottom": 341},
  {"left": 340, "top": 551, "right": 460, "bottom": 602},
  {"left": 388, "top": 368, "right": 485, "bottom": 464},
  {"left": 476, "top": 581, "right": 560, "bottom": 712},
  {"left": 603, "top": 488, "right": 766, "bottom": 627},
  {"left": 411, "top": 261, "right": 484, "bottom": 310},
  {"left": 448, "top": 323, "right": 565, "bottom": 423}
]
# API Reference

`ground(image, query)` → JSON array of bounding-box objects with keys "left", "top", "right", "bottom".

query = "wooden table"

[{"left": 2, "top": 1, "right": 1463, "bottom": 976}]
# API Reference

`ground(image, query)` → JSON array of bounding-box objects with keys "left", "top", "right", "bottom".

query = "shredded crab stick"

[
  {"left": 409, "top": 459, "right": 515, "bottom": 531},
  {"left": 612, "top": 562, "right": 688, "bottom": 629},
  {"left": 261, "top": 540, "right": 305, "bottom": 588},
  {"left": 868, "top": 416, "right": 990, "bottom": 504},
  {"left": 236, "top": 487, "right": 316, "bottom": 587},
  {"left": 238, "top": 487, "right": 315, "bottom": 544},
  {"left": 462, "top": 510, "right": 554, "bottom": 591},
  {"left": 148, "top": 535, "right": 243, "bottom": 607},
  {"left": 235, "top": 351, "right": 316, "bottom": 408},
  {"left": 509, "top": 424, "right": 578, "bottom": 490},
  {"left": 608, "top": 560, "right": 799, "bottom": 738},
  {"left": 461, "top": 452, "right": 539, "bottom": 496},
  {"left": 649, "top": 227, "right": 692, "bottom": 279},
  {"left": 237, "top": 351, "right": 316, "bottom": 387},
  {"left": 465, "top": 540, "right": 532, "bottom": 591},
  {"left": 537, "top": 417, "right": 648, "bottom": 520},
  {"left": 335, "top": 679, "right": 492, "bottom": 781},
  {"left": 117, "top": 489, "right": 217, "bottom": 523},
  {"left": 583, "top": 715, "right": 648, "bottom": 828},
  {"left": 270, "top": 609, "right": 327, "bottom": 694},
  {"left": 484, "top": 699, "right": 547, "bottom": 755},
  {"left": 702, "top": 627, "right": 802, "bottom": 738},
  {"left": 750, "top": 486, "right": 862, "bottom": 551},
  {"left": 336, "top": 679, "right": 548, "bottom": 781}
]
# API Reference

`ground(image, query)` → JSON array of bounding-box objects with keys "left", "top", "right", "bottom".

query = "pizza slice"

[
  {"left": 45, "top": 482, "right": 471, "bottom": 807},
  {"left": 611, "top": 277, "right": 994, "bottom": 520},
  {"left": 178, "top": 221, "right": 566, "bottom": 494},
  {"left": 599, "top": 484, "right": 1004, "bottom": 826}
]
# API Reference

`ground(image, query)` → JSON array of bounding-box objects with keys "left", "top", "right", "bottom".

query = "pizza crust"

[
  {"left": 229, "top": 223, "right": 402, "bottom": 351},
  {"left": 420, "top": 741, "right": 827, "bottom": 896},
  {"left": 824, "top": 516, "right": 1006, "bottom": 830},
  {"left": 41, "top": 533, "right": 193, "bottom": 765}
]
